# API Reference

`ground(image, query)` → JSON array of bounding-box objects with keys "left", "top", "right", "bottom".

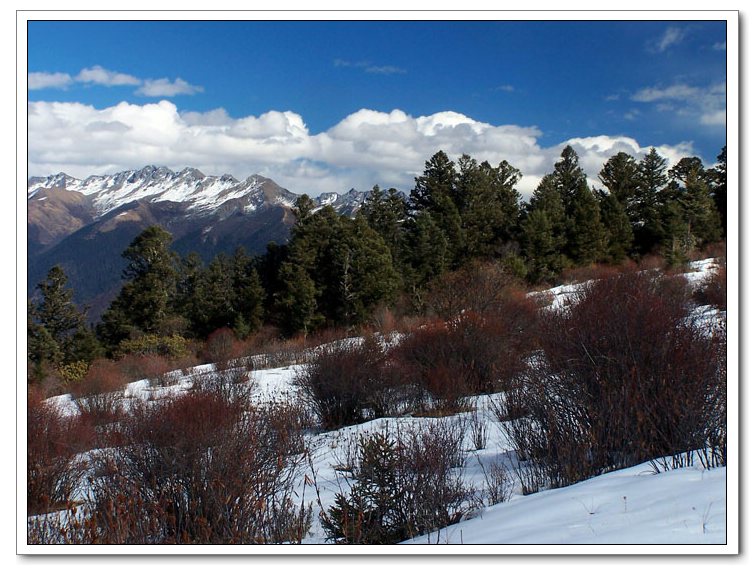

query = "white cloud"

[
  {"left": 136, "top": 77, "right": 204, "bottom": 97},
  {"left": 75, "top": 65, "right": 141, "bottom": 86},
  {"left": 28, "top": 72, "right": 73, "bottom": 90},
  {"left": 334, "top": 59, "right": 406, "bottom": 75},
  {"left": 631, "top": 82, "right": 725, "bottom": 129},
  {"left": 713, "top": 41, "right": 726, "bottom": 51},
  {"left": 632, "top": 84, "right": 701, "bottom": 103},
  {"left": 496, "top": 84, "right": 515, "bottom": 93},
  {"left": 28, "top": 66, "right": 203, "bottom": 98},
  {"left": 650, "top": 26, "right": 687, "bottom": 53},
  {"left": 27, "top": 101, "right": 697, "bottom": 199}
]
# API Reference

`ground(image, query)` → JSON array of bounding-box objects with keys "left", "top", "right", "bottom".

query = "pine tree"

[
  {"left": 633, "top": 148, "right": 668, "bottom": 254},
  {"left": 362, "top": 185, "right": 408, "bottom": 277},
  {"left": 33, "top": 265, "right": 86, "bottom": 345},
  {"left": 710, "top": 146, "right": 727, "bottom": 236},
  {"left": 98, "top": 226, "right": 179, "bottom": 348},
  {"left": 668, "top": 157, "right": 722, "bottom": 246},
  {"left": 28, "top": 265, "right": 98, "bottom": 370},
  {"left": 410, "top": 151, "right": 464, "bottom": 266},
  {"left": 521, "top": 208, "right": 565, "bottom": 284},
  {"left": 598, "top": 152, "right": 640, "bottom": 207},
  {"left": 599, "top": 191, "right": 633, "bottom": 264},
  {"left": 568, "top": 186, "right": 607, "bottom": 266},
  {"left": 275, "top": 261, "right": 322, "bottom": 337}
]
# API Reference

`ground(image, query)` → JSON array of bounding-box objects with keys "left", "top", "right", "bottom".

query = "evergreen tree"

[
  {"left": 668, "top": 157, "right": 722, "bottom": 246},
  {"left": 521, "top": 209, "right": 565, "bottom": 284},
  {"left": 633, "top": 148, "right": 668, "bottom": 254},
  {"left": 599, "top": 191, "right": 633, "bottom": 264},
  {"left": 598, "top": 152, "right": 640, "bottom": 207},
  {"left": 362, "top": 185, "right": 408, "bottom": 276},
  {"left": 568, "top": 186, "right": 607, "bottom": 265},
  {"left": 275, "top": 261, "right": 322, "bottom": 337},
  {"left": 98, "top": 226, "right": 179, "bottom": 348},
  {"left": 525, "top": 173, "right": 568, "bottom": 255},
  {"left": 403, "top": 210, "right": 449, "bottom": 293},
  {"left": 710, "top": 146, "right": 727, "bottom": 236},
  {"left": 33, "top": 265, "right": 85, "bottom": 345},
  {"left": 458, "top": 159, "right": 522, "bottom": 260},
  {"left": 28, "top": 265, "right": 98, "bottom": 369},
  {"left": 410, "top": 151, "right": 464, "bottom": 266}
]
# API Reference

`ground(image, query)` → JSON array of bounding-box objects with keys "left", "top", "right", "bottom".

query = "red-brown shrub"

[
  {"left": 27, "top": 394, "right": 93, "bottom": 516},
  {"left": 425, "top": 260, "right": 523, "bottom": 320},
  {"left": 392, "top": 296, "right": 538, "bottom": 414},
  {"left": 294, "top": 335, "right": 398, "bottom": 429},
  {"left": 80, "top": 385, "right": 309, "bottom": 544},
  {"left": 695, "top": 262, "right": 727, "bottom": 310},
  {"left": 501, "top": 270, "right": 726, "bottom": 491}
]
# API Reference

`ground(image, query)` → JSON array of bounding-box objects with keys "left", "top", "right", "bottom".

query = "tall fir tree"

[
  {"left": 98, "top": 226, "right": 179, "bottom": 348},
  {"left": 710, "top": 146, "right": 727, "bottom": 236},
  {"left": 598, "top": 191, "right": 634, "bottom": 264},
  {"left": 632, "top": 147, "right": 668, "bottom": 254}
]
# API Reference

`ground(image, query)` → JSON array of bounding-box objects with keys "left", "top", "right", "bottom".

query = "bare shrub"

[
  {"left": 500, "top": 270, "right": 727, "bottom": 491},
  {"left": 190, "top": 362, "right": 253, "bottom": 403},
  {"left": 425, "top": 260, "right": 522, "bottom": 321},
  {"left": 27, "top": 394, "right": 91, "bottom": 516},
  {"left": 392, "top": 298, "right": 538, "bottom": 415},
  {"left": 294, "top": 335, "right": 401, "bottom": 429},
  {"left": 76, "top": 388, "right": 309, "bottom": 544},
  {"left": 476, "top": 456, "right": 514, "bottom": 506},
  {"left": 468, "top": 407, "right": 489, "bottom": 451},
  {"left": 321, "top": 419, "right": 474, "bottom": 544},
  {"left": 694, "top": 262, "right": 727, "bottom": 310}
]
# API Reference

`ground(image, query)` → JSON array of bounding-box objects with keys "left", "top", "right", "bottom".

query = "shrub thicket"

[
  {"left": 27, "top": 393, "right": 92, "bottom": 516},
  {"left": 500, "top": 270, "right": 726, "bottom": 492},
  {"left": 294, "top": 335, "right": 407, "bottom": 429},
  {"left": 49, "top": 378, "right": 310, "bottom": 544}
]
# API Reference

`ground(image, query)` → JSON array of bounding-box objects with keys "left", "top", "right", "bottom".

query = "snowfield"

[{"left": 28, "top": 260, "right": 731, "bottom": 551}]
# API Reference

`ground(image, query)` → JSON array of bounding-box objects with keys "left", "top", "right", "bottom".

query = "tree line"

[{"left": 28, "top": 144, "right": 726, "bottom": 380}]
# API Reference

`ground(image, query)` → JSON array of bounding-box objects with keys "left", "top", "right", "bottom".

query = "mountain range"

[{"left": 27, "top": 166, "right": 371, "bottom": 319}]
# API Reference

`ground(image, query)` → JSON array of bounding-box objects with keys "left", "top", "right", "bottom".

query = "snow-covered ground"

[{"left": 29, "top": 259, "right": 731, "bottom": 551}]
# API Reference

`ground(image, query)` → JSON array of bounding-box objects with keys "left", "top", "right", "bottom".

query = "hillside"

[{"left": 27, "top": 261, "right": 730, "bottom": 549}]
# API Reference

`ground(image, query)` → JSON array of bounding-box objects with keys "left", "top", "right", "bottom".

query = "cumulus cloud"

[
  {"left": 75, "top": 65, "right": 140, "bottom": 86},
  {"left": 27, "top": 100, "right": 698, "bottom": 198},
  {"left": 28, "top": 72, "right": 73, "bottom": 90},
  {"left": 136, "top": 77, "right": 204, "bottom": 97}
]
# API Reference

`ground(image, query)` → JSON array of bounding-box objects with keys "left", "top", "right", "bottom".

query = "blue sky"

[{"left": 26, "top": 18, "right": 729, "bottom": 197}]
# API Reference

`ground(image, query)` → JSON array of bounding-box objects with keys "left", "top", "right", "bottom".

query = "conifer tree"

[
  {"left": 28, "top": 265, "right": 100, "bottom": 372},
  {"left": 98, "top": 226, "right": 179, "bottom": 348},
  {"left": 410, "top": 151, "right": 464, "bottom": 266},
  {"left": 598, "top": 152, "right": 640, "bottom": 207},
  {"left": 521, "top": 209, "right": 565, "bottom": 284},
  {"left": 599, "top": 191, "right": 633, "bottom": 264},
  {"left": 710, "top": 146, "right": 727, "bottom": 235},
  {"left": 633, "top": 148, "right": 668, "bottom": 254},
  {"left": 362, "top": 185, "right": 408, "bottom": 276},
  {"left": 567, "top": 186, "right": 607, "bottom": 266}
]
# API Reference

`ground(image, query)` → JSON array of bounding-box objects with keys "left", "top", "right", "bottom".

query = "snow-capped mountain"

[
  {"left": 27, "top": 166, "right": 372, "bottom": 319},
  {"left": 28, "top": 165, "right": 299, "bottom": 218}
]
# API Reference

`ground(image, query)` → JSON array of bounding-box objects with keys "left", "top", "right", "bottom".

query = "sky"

[{"left": 25, "top": 17, "right": 729, "bottom": 198}]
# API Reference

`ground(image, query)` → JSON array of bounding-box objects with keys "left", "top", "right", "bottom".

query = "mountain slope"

[{"left": 27, "top": 166, "right": 369, "bottom": 318}]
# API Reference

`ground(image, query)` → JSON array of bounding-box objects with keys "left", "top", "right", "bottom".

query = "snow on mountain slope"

[{"left": 28, "top": 166, "right": 365, "bottom": 219}]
